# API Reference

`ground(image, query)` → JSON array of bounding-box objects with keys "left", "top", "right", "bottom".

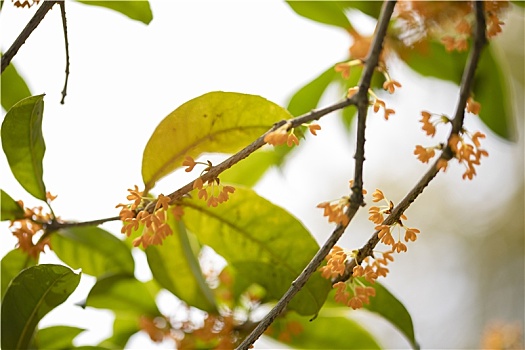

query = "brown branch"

[
  {"left": 236, "top": 1, "right": 397, "bottom": 349},
  {"left": 1, "top": 0, "right": 60, "bottom": 73},
  {"left": 58, "top": 1, "right": 70, "bottom": 104},
  {"left": 337, "top": 0, "right": 488, "bottom": 281},
  {"left": 142, "top": 97, "right": 360, "bottom": 212}
]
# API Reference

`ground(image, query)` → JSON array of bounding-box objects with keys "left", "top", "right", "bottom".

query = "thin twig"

[
  {"left": 59, "top": 1, "right": 70, "bottom": 104},
  {"left": 338, "top": 0, "right": 488, "bottom": 281},
  {"left": 143, "top": 96, "right": 359, "bottom": 211},
  {"left": 236, "top": 2, "right": 397, "bottom": 349},
  {"left": 1, "top": 0, "right": 60, "bottom": 73}
]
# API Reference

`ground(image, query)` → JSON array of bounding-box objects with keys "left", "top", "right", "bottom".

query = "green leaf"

[
  {"left": 142, "top": 91, "right": 292, "bottom": 192},
  {"left": 1, "top": 189, "right": 25, "bottom": 221},
  {"left": 34, "top": 326, "right": 85, "bottom": 350},
  {"left": 266, "top": 311, "right": 380, "bottom": 349},
  {"left": 397, "top": 40, "right": 467, "bottom": 84},
  {"left": 183, "top": 187, "right": 331, "bottom": 316},
  {"left": 1, "top": 264, "right": 81, "bottom": 350},
  {"left": 220, "top": 149, "right": 279, "bottom": 187},
  {"left": 74, "top": 1, "right": 152, "bottom": 24},
  {"left": 286, "top": 1, "right": 352, "bottom": 30},
  {"left": 51, "top": 226, "right": 135, "bottom": 278},
  {"left": 472, "top": 46, "right": 514, "bottom": 140},
  {"left": 360, "top": 279, "right": 419, "bottom": 349},
  {"left": 0, "top": 59, "right": 31, "bottom": 112},
  {"left": 288, "top": 65, "right": 337, "bottom": 117},
  {"left": 146, "top": 215, "right": 218, "bottom": 312},
  {"left": 337, "top": 1, "right": 384, "bottom": 19},
  {"left": 85, "top": 274, "right": 159, "bottom": 316},
  {"left": 511, "top": 1, "right": 525, "bottom": 8},
  {"left": 98, "top": 312, "right": 139, "bottom": 349},
  {"left": 1, "top": 249, "right": 37, "bottom": 300},
  {"left": 1, "top": 94, "right": 47, "bottom": 201}
]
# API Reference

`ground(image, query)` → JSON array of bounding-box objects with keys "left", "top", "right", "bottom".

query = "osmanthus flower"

[
  {"left": 448, "top": 130, "right": 489, "bottom": 180},
  {"left": 334, "top": 59, "right": 363, "bottom": 79},
  {"left": 369, "top": 89, "right": 396, "bottom": 120},
  {"left": 307, "top": 123, "right": 321, "bottom": 136},
  {"left": 193, "top": 176, "right": 235, "bottom": 208},
  {"left": 393, "top": 1, "right": 509, "bottom": 52},
  {"left": 317, "top": 198, "right": 350, "bottom": 226},
  {"left": 320, "top": 246, "right": 348, "bottom": 279},
  {"left": 413, "top": 145, "right": 438, "bottom": 164},
  {"left": 368, "top": 188, "right": 397, "bottom": 225},
  {"left": 264, "top": 122, "right": 300, "bottom": 147},
  {"left": 139, "top": 315, "right": 173, "bottom": 343},
  {"left": 466, "top": 96, "right": 481, "bottom": 115},
  {"left": 332, "top": 279, "right": 376, "bottom": 310},
  {"left": 419, "top": 111, "right": 451, "bottom": 137}
]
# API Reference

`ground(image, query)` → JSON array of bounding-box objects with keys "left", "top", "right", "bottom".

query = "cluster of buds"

[{"left": 263, "top": 122, "right": 321, "bottom": 148}]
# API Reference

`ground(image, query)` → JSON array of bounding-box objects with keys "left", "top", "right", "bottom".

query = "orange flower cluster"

[
  {"left": 8, "top": 196, "right": 55, "bottom": 259},
  {"left": 190, "top": 314, "right": 235, "bottom": 350},
  {"left": 317, "top": 197, "right": 350, "bottom": 226},
  {"left": 117, "top": 187, "right": 175, "bottom": 249},
  {"left": 369, "top": 89, "right": 396, "bottom": 120},
  {"left": 352, "top": 252, "right": 394, "bottom": 283},
  {"left": 193, "top": 177, "right": 235, "bottom": 208},
  {"left": 264, "top": 122, "right": 299, "bottom": 147},
  {"left": 394, "top": 1, "right": 509, "bottom": 52},
  {"left": 333, "top": 280, "right": 376, "bottom": 310},
  {"left": 449, "top": 131, "right": 488, "bottom": 180},
  {"left": 368, "top": 189, "right": 421, "bottom": 253},
  {"left": 319, "top": 246, "right": 348, "bottom": 279},
  {"left": 419, "top": 110, "right": 451, "bottom": 137}
]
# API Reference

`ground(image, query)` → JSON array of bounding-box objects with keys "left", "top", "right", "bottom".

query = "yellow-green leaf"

[
  {"left": 1, "top": 189, "right": 25, "bottom": 221},
  {"left": 74, "top": 1, "right": 153, "bottom": 24},
  {"left": 182, "top": 186, "right": 331, "bottom": 316},
  {"left": 0, "top": 59, "right": 31, "bottom": 112},
  {"left": 142, "top": 92, "right": 292, "bottom": 192}
]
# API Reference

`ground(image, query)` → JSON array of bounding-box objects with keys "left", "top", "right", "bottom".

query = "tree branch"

[
  {"left": 236, "top": 1, "right": 397, "bottom": 348},
  {"left": 337, "top": 0, "right": 488, "bottom": 281},
  {"left": 1, "top": 0, "right": 60, "bottom": 74},
  {"left": 58, "top": 1, "right": 70, "bottom": 104}
]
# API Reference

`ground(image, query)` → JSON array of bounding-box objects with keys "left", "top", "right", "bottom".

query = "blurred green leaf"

[
  {"left": 85, "top": 274, "right": 159, "bottom": 316},
  {"left": 337, "top": 1, "right": 383, "bottom": 19},
  {"left": 286, "top": 1, "right": 352, "bottom": 30},
  {"left": 142, "top": 91, "right": 292, "bottom": 193},
  {"left": 75, "top": 1, "right": 153, "bottom": 24},
  {"left": 183, "top": 186, "right": 331, "bottom": 316},
  {"left": 266, "top": 311, "right": 380, "bottom": 349},
  {"left": 51, "top": 226, "right": 135, "bottom": 278},
  {"left": 1, "top": 249, "right": 37, "bottom": 300},
  {"left": 287, "top": 65, "right": 337, "bottom": 117},
  {"left": 397, "top": 40, "right": 467, "bottom": 84},
  {"left": 472, "top": 46, "right": 514, "bottom": 140},
  {"left": 360, "top": 279, "right": 419, "bottom": 349},
  {"left": 0, "top": 59, "right": 31, "bottom": 112},
  {"left": 511, "top": 1, "right": 525, "bottom": 8},
  {"left": 1, "top": 264, "right": 81, "bottom": 350},
  {"left": 146, "top": 215, "right": 217, "bottom": 312},
  {"left": 220, "top": 149, "right": 279, "bottom": 187},
  {"left": 1, "top": 94, "right": 47, "bottom": 201},
  {"left": 1, "top": 189, "right": 25, "bottom": 221},
  {"left": 98, "top": 313, "right": 139, "bottom": 349},
  {"left": 34, "top": 326, "right": 85, "bottom": 350}
]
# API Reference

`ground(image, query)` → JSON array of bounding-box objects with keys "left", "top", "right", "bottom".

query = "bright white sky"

[{"left": 1, "top": 1, "right": 523, "bottom": 349}]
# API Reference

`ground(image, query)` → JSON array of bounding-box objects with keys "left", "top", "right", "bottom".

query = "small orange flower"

[
  {"left": 404, "top": 227, "right": 420, "bottom": 242},
  {"left": 155, "top": 194, "right": 170, "bottom": 211},
  {"left": 320, "top": 246, "right": 347, "bottom": 279},
  {"left": 466, "top": 97, "right": 481, "bottom": 115},
  {"left": 372, "top": 189, "right": 385, "bottom": 202},
  {"left": 413, "top": 145, "right": 436, "bottom": 163},
  {"left": 287, "top": 132, "right": 299, "bottom": 147},
  {"left": 46, "top": 191, "right": 58, "bottom": 201},
  {"left": 172, "top": 205, "right": 184, "bottom": 221},
  {"left": 182, "top": 156, "right": 197, "bottom": 172},
  {"left": 383, "top": 80, "right": 402, "bottom": 94},
  {"left": 308, "top": 123, "right": 321, "bottom": 136},
  {"left": 346, "top": 87, "right": 359, "bottom": 98}
]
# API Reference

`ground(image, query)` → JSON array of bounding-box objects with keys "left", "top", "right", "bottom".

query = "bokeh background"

[{"left": 1, "top": 1, "right": 523, "bottom": 348}]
